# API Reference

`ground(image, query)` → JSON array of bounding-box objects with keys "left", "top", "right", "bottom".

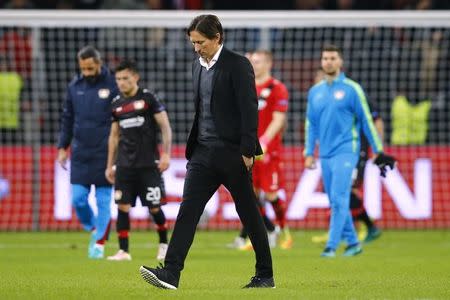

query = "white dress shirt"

[{"left": 199, "top": 44, "right": 223, "bottom": 71}]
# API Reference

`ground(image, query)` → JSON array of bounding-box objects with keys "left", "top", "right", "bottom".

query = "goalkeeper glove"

[{"left": 374, "top": 152, "right": 396, "bottom": 177}]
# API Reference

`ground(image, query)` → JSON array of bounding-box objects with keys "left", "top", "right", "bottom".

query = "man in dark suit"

[{"left": 139, "top": 14, "right": 274, "bottom": 290}]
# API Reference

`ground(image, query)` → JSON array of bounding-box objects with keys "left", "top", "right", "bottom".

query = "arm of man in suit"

[{"left": 231, "top": 55, "right": 259, "bottom": 160}]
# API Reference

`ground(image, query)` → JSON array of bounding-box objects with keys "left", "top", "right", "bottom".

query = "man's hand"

[
  {"left": 373, "top": 152, "right": 396, "bottom": 177},
  {"left": 255, "top": 146, "right": 269, "bottom": 162},
  {"left": 304, "top": 156, "right": 316, "bottom": 169},
  {"left": 57, "top": 148, "right": 68, "bottom": 170},
  {"left": 158, "top": 153, "right": 170, "bottom": 172},
  {"left": 242, "top": 155, "right": 254, "bottom": 171},
  {"left": 105, "top": 165, "right": 116, "bottom": 184},
  {"left": 255, "top": 137, "right": 269, "bottom": 162},
  {"left": 259, "top": 135, "right": 270, "bottom": 154}
]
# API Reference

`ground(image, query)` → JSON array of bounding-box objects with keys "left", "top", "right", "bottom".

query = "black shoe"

[
  {"left": 243, "top": 276, "right": 275, "bottom": 288},
  {"left": 139, "top": 265, "right": 179, "bottom": 290}
]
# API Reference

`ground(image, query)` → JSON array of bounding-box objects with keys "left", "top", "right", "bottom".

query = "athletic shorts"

[
  {"left": 114, "top": 166, "right": 166, "bottom": 208},
  {"left": 252, "top": 155, "right": 282, "bottom": 193}
]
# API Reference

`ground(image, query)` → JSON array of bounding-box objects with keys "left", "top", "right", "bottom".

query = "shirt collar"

[
  {"left": 336, "top": 72, "right": 346, "bottom": 82},
  {"left": 199, "top": 44, "right": 223, "bottom": 70}
]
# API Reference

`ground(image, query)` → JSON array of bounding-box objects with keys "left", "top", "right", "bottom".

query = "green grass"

[{"left": 1, "top": 230, "right": 450, "bottom": 299}]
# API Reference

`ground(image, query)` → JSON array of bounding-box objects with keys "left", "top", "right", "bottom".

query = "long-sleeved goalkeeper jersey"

[{"left": 304, "top": 73, "right": 383, "bottom": 158}]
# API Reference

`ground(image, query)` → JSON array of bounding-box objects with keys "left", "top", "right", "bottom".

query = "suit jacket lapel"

[
  {"left": 193, "top": 61, "right": 202, "bottom": 108},
  {"left": 210, "top": 48, "right": 226, "bottom": 101}
]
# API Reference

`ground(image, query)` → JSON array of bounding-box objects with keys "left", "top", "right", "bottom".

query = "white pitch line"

[
  {"left": 0, "top": 243, "right": 153, "bottom": 249},
  {"left": 0, "top": 242, "right": 229, "bottom": 249}
]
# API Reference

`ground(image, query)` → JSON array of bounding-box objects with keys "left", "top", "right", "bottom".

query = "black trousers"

[{"left": 165, "top": 144, "right": 273, "bottom": 278}]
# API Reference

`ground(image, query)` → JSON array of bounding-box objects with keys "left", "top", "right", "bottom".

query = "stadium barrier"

[{"left": 1, "top": 145, "right": 448, "bottom": 230}]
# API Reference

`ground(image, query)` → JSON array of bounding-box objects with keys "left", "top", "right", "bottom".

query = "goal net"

[{"left": 0, "top": 10, "right": 449, "bottom": 230}]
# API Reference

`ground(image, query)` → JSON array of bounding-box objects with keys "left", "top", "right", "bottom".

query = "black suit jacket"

[{"left": 185, "top": 47, "right": 263, "bottom": 160}]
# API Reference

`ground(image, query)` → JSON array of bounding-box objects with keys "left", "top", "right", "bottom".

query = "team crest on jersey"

[
  {"left": 114, "top": 190, "right": 122, "bottom": 201},
  {"left": 260, "top": 88, "right": 271, "bottom": 98},
  {"left": 334, "top": 90, "right": 345, "bottom": 100},
  {"left": 133, "top": 100, "right": 145, "bottom": 110},
  {"left": 98, "top": 89, "right": 110, "bottom": 99}
]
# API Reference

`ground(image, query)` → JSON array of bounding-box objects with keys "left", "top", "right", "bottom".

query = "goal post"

[{"left": 0, "top": 10, "right": 449, "bottom": 230}]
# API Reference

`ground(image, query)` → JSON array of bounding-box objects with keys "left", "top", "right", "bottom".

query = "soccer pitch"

[{"left": 1, "top": 231, "right": 449, "bottom": 299}]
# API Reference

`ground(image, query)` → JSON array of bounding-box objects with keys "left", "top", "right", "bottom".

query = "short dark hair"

[
  {"left": 77, "top": 45, "right": 101, "bottom": 63},
  {"left": 321, "top": 44, "right": 343, "bottom": 58},
  {"left": 186, "top": 14, "right": 224, "bottom": 44},
  {"left": 252, "top": 49, "right": 273, "bottom": 62},
  {"left": 115, "top": 59, "right": 139, "bottom": 74}
]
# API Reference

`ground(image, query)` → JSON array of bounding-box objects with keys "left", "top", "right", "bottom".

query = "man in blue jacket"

[
  {"left": 57, "top": 45, "right": 118, "bottom": 259},
  {"left": 304, "top": 44, "right": 395, "bottom": 258}
]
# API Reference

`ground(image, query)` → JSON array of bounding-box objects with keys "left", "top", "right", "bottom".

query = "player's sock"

[
  {"left": 259, "top": 206, "right": 275, "bottom": 232},
  {"left": 270, "top": 197, "right": 287, "bottom": 229},
  {"left": 239, "top": 227, "right": 248, "bottom": 239},
  {"left": 263, "top": 215, "right": 275, "bottom": 232},
  {"left": 350, "top": 192, "right": 374, "bottom": 230},
  {"left": 117, "top": 209, "right": 130, "bottom": 252},
  {"left": 357, "top": 210, "right": 374, "bottom": 230},
  {"left": 118, "top": 230, "right": 129, "bottom": 253},
  {"left": 151, "top": 208, "right": 168, "bottom": 244},
  {"left": 157, "top": 225, "right": 168, "bottom": 244}
]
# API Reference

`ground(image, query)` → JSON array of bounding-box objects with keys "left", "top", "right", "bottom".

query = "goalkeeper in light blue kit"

[{"left": 304, "top": 44, "right": 395, "bottom": 257}]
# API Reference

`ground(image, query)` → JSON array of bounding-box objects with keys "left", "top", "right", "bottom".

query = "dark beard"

[
  {"left": 85, "top": 74, "right": 99, "bottom": 84},
  {"left": 324, "top": 70, "right": 338, "bottom": 77}
]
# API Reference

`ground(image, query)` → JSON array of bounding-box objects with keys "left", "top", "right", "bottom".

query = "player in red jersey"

[{"left": 229, "top": 50, "right": 292, "bottom": 250}]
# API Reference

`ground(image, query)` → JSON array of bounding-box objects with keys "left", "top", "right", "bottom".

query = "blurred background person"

[
  {"left": 229, "top": 49, "right": 292, "bottom": 250},
  {"left": 105, "top": 59, "right": 172, "bottom": 262},
  {"left": 304, "top": 45, "right": 395, "bottom": 258},
  {"left": 57, "top": 45, "right": 118, "bottom": 259},
  {"left": 311, "top": 68, "right": 384, "bottom": 244},
  {"left": 0, "top": 53, "right": 23, "bottom": 143}
]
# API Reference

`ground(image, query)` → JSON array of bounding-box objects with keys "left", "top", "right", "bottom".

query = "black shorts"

[{"left": 114, "top": 166, "right": 166, "bottom": 208}]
